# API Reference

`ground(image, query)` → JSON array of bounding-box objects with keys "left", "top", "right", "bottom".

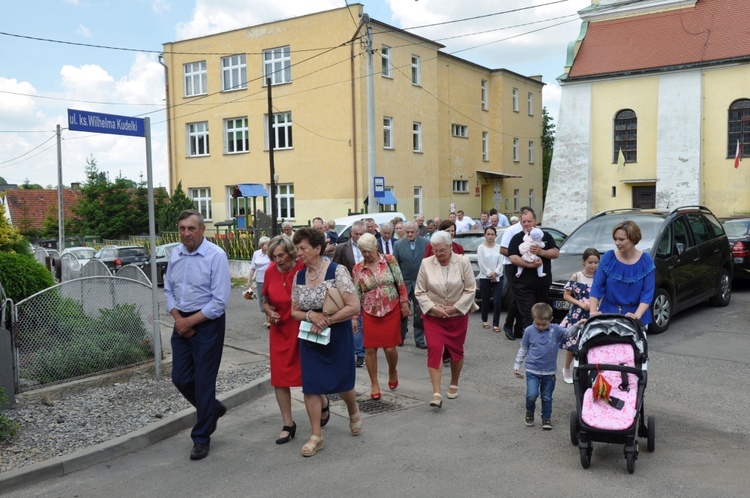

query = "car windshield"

[
  {"left": 722, "top": 219, "right": 750, "bottom": 237},
  {"left": 559, "top": 214, "right": 665, "bottom": 254},
  {"left": 72, "top": 249, "right": 95, "bottom": 260},
  {"left": 120, "top": 248, "right": 148, "bottom": 257},
  {"left": 453, "top": 233, "right": 487, "bottom": 252}
]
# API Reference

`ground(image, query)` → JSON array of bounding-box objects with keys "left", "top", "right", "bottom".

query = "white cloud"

[
  {"left": 150, "top": 0, "right": 171, "bottom": 14},
  {"left": 76, "top": 24, "right": 92, "bottom": 38}
]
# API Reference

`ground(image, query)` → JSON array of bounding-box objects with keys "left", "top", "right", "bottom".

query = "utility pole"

[
  {"left": 267, "top": 78, "right": 278, "bottom": 236},
  {"left": 363, "top": 14, "right": 377, "bottom": 214},
  {"left": 56, "top": 124, "right": 64, "bottom": 249}
]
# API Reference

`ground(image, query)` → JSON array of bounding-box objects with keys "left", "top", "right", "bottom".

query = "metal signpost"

[{"left": 66, "top": 109, "right": 162, "bottom": 379}]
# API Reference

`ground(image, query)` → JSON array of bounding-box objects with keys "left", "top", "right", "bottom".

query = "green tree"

[
  {"left": 14, "top": 202, "right": 41, "bottom": 240},
  {"left": 73, "top": 156, "right": 134, "bottom": 239},
  {"left": 0, "top": 203, "right": 31, "bottom": 256},
  {"left": 0, "top": 176, "right": 6, "bottom": 185},
  {"left": 542, "top": 107, "right": 556, "bottom": 203},
  {"left": 21, "top": 179, "right": 43, "bottom": 190},
  {"left": 157, "top": 181, "right": 195, "bottom": 234},
  {"left": 41, "top": 204, "right": 77, "bottom": 239}
]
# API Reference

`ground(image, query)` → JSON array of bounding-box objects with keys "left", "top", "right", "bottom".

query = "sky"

[{"left": 0, "top": 0, "right": 591, "bottom": 190}]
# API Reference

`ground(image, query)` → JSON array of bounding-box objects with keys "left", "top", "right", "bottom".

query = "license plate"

[{"left": 554, "top": 300, "right": 571, "bottom": 311}]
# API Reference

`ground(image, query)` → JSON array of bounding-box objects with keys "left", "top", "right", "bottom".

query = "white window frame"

[
  {"left": 381, "top": 45, "right": 392, "bottom": 78},
  {"left": 527, "top": 92, "right": 534, "bottom": 115},
  {"left": 222, "top": 54, "right": 247, "bottom": 92},
  {"left": 263, "top": 46, "right": 291, "bottom": 86},
  {"left": 189, "top": 187, "right": 212, "bottom": 221},
  {"left": 264, "top": 112, "right": 293, "bottom": 150},
  {"left": 411, "top": 55, "right": 421, "bottom": 85},
  {"left": 267, "top": 183, "right": 295, "bottom": 219},
  {"left": 184, "top": 61, "right": 207, "bottom": 97},
  {"left": 482, "top": 131, "right": 489, "bottom": 162},
  {"left": 513, "top": 189, "right": 519, "bottom": 212},
  {"left": 513, "top": 137, "right": 519, "bottom": 162},
  {"left": 452, "top": 180, "right": 469, "bottom": 194},
  {"left": 414, "top": 186, "right": 423, "bottom": 216},
  {"left": 512, "top": 87, "right": 519, "bottom": 112},
  {"left": 383, "top": 116, "right": 394, "bottom": 149},
  {"left": 528, "top": 140, "right": 534, "bottom": 164},
  {"left": 413, "top": 122, "right": 422, "bottom": 152},
  {"left": 451, "top": 124, "right": 468, "bottom": 138},
  {"left": 187, "top": 121, "right": 209, "bottom": 157},
  {"left": 528, "top": 189, "right": 534, "bottom": 209},
  {"left": 481, "top": 80, "right": 488, "bottom": 110},
  {"left": 224, "top": 117, "right": 249, "bottom": 154}
]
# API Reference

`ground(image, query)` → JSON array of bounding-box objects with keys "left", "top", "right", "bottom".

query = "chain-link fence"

[
  {"left": 116, "top": 265, "right": 152, "bottom": 286},
  {"left": 82, "top": 259, "right": 112, "bottom": 277},
  {"left": 13, "top": 276, "right": 155, "bottom": 392}
]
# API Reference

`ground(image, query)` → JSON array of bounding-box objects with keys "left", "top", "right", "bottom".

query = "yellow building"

[
  {"left": 161, "top": 4, "right": 543, "bottom": 231},
  {"left": 545, "top": 0, "right": 750, "bottom": 234}
]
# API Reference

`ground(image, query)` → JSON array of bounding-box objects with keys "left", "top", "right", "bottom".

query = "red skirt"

[
  {"left": 362, "top": 305, "right": 402, "bottom": 348},
  {"left": 423, "top": 314, "right": 469, "bottom": 369}
]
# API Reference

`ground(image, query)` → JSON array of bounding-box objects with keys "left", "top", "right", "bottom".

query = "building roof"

[
  {"left": 568, "top": 0, "right": 750, "bottom": 79},
  {"left": 3, "top": 189, "right": 81, "bottom": 231}
]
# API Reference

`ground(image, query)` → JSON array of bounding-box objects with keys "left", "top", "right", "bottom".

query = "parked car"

[
  {"left": 720, "top": 216, "right": 750, "bottom": 281},
  {"left": 143, "top": 242, "right": 181, "bottom": 286},
  {"left": 334, "top": 212, "right": 407, "bottom": 243},
  {"left": 548, "top": 206, "right": 733, "bottom": 333},
  {"left": 60, "top": 246, "right": 96, "bottom": 265},
  {"left": 93, "top": 245, "right": 150, "bottom": 274}
]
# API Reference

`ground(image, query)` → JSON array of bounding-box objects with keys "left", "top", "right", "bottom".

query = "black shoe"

[
  {"left": 416, "top": 341, "right": 427, "bottom": 350},
  {"left": 320, "top": 396, "right": 331, "bottom": 427},
  {"left": 503, "top": 325, "right": 515, "bottom": 340},
  {"left": 355, "top": 356, "right": 365, "bottom": 368},
  {"left": 208, "top": 402, "right": 227, "bottom": 436},
  {"left": 276, "top": 422, "right": 297, "bottom": 444},
  {"left": 190, "top": 443, "right": 210, "bottom": 460}
]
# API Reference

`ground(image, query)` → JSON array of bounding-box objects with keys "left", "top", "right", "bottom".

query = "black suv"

[
  {"left": 549, "top": 206, "right": 732, "bottom": 333},
  {"left": 93, "top": 245, "right": 150, "bottom": 274}
]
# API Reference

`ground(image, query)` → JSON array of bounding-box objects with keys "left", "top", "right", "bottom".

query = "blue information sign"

[
  {"left": 67, "top": 108, "right": 145, "bottom": 137},
  {"left": 374, "top": 176, "right": 385, "bottom": 198}
]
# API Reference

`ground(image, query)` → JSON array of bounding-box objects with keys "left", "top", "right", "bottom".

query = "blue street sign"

[
  {"left": 374, "top": 176, "right": 385, "bottom": 198},
  {"left": 67, "top": 109, "right": 145, "bottom": 137}
]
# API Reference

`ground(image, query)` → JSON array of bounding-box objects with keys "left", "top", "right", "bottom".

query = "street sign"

[
  {"left": 374, "top": 176, "right": 385, "bottom": 198},
  {"left": 67, "top": 109, "right": 145, "bottom": 137}
]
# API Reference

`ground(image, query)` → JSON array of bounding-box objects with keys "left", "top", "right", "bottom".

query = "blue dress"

[
  {"left": 560, "top": 271, "right": 593, "bottom": 350},
  {"left": 590, "top": 250, "right": 656, "bottom": 326},
  {"left": 293, "top": 262, "right": 356, "bottom": 394}
]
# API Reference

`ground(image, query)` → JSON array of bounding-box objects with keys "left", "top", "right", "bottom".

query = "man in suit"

[
  {"left": 333, "top": 220, "right": 366, "bottom": 366},
  {"left": 393, "top": 221, "right": 428, "bottom": 349},
  {"left": 379, "top": 223, "right": 395, "bottom": 255}
]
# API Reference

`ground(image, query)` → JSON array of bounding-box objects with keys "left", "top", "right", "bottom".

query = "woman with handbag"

[
  {"left": 352, "top": 233, "right": 409, "bottom": 400},
  {"left": 291, "top": 228, "right": 362, "bottom": 457}
]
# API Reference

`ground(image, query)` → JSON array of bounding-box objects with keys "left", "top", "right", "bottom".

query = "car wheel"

[
  {"left": 708, "top": 268, "right": 732, "bottom": 307},
  {"left": 649, "top": 288, "right": 671, "bottom": 334}
]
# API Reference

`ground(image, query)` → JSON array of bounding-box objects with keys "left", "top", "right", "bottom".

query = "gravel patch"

[{"left": 0, "top": 365, "right": 268, "bottom": 474}]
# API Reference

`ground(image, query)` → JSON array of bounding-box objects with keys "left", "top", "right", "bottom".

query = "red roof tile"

[
  {"left": 4, "top": 189, "right": 81, "bottom": 231},
  {"left": 568, "top": 0, "right": 750, "bottom": 79}
]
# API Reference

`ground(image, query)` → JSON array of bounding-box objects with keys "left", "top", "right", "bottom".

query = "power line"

[{"left": 0, "top": 133, "right": 57, "bottom": 166}]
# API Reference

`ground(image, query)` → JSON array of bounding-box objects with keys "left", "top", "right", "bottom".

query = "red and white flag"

[{"left": 735, "top": 139, "right": 742, "bottom": 169}]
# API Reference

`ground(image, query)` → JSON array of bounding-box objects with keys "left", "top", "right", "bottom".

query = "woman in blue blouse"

[{"left": 589, "top": 220, "right": 655, "bottom": 327}]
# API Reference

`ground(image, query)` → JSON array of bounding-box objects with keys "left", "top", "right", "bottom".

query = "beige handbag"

[{"left": 323, "top": 286, "right": 345, "bottom": 316}]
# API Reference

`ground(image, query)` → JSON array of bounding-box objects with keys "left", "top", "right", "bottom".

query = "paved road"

[{"left": 8, "top": 283, "right": 750, "bottom": 497}]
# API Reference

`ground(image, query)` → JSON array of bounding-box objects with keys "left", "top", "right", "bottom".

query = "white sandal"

[
  {"left": 349, "top": 410, "right": 363, "bottom": 436},
  {"left": 429, "top": 393, "right": 443, "bottom": 408},
  {"left": 300, "top": 435, "right": 325, "bottom": 457},
  {"left": 447, "top": 385, "right": 459, "bottom": 399}
]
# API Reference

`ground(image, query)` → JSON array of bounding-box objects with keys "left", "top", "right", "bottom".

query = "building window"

[
  {"left": 265, "top": 112, "right": 293, "bottom": 150},
  {"left": 528, "top": 140, "right": 534, "bottom": 163},
  {"left": 613, "top": 109, "right": 637, "bottom": 163},
  {"left": 728, "top": 99, "right": 750, "bottom": 158},
  {"left": 451, "top": 124, "right": 468, "bottom": 138},
  {"left": 527, "top": 92, "right": 534, "bottom": 115},
  {"left": 224, "top": 117, "right": 248, "bottom": 154},
  {"left": 528, "top": 189, "right": 534, "bottom": 209},
  {"left": 414, "top": 186, "right": 423, "bottom": 215},
  {"left": 263, "top": 46, "right": 291, "bottom": 85},
  {"left": 411, "top": 55, "right": 421, "bottom": 85},
  {"left": 381, "top": 45, "right": 392, "bottom": 78},
  {"left": 481, "top": 80, "right": 488, "bottom": 110},
  {"left": 269, "top": 183, "right": 295, "bottom": 219},
  {"left": 187, "top": 122, "right": 209, "bottom": 157},
  {"left": 482, "top": 132, "right": 489, "bottom": 161},
  {"left": 453, "top": 180, "right": 469, "bottom": 193},
  {"left": 222, "top": 54, "right": 246, "bottom": 91},
  {"left": 413, "top": 122, "right": 422, "bottom": 152},
  {"left": 383, "top": 117, "right": 394, "bottom": 149},
  {"left": 189, "top": 187, "right": 212, "bottom": 220},
  {"left": 513, "top": 189, "right": 519, "bottom": 212},
  {"left": 513, "top": 138, "right": 519, "bottom": 162},
  {"left": 184, "top": 61, "right": 207, "bottom": 97},
  {"left": 512, "top": 88, "right": 519, "bottom": 112}
]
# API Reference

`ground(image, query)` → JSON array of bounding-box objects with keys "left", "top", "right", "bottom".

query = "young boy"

[{"left": 513, "top": 302, "right": 571, "bottom": 430}]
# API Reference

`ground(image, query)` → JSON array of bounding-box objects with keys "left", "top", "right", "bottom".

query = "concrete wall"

[{"left": 0, "top": 327, "right": 15, "bottom": 407}]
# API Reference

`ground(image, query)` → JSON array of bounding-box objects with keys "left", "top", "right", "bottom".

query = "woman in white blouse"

[
  {"left": 248, "top": 236, "right": 271, "bottom": 327},
  {"left": 477, "top": 226, "right": 504, "bottom": 333}
]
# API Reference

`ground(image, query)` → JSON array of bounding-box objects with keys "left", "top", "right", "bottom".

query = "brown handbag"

[{"left": 323, "top": 286, "right": 345, "bottom": 316}]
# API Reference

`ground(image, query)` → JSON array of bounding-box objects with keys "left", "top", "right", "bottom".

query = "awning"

[
  {"left": 476, "top": 169, "right": 522, "bottom": 179},
  {"left": 364, "top": 191, "right": 399, "bottom": 205},
  {"left": 234, "top": 183, "right": 268, "bottom": 198}
]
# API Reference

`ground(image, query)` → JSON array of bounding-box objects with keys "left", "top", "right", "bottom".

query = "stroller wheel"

[
  {"left": 626, "top": 452, "right": 636, "bottom": 474},
  {"left": 569, "top": 411, "right": 579, "bottom": 446},
  {"left": 580, "top": 447, "right": 591, "bottom": 469},
  {"left": 647, "top": 416, "right": 656, "bottom": 452}
]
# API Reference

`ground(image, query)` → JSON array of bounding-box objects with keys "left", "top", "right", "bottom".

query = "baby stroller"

[{"left": 568, "top": 314, "right": 655, "bottom": 474}]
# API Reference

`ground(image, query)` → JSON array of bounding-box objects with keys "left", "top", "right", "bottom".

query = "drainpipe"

[
  {"left": 158, "top": 53, "right": 173, "bottom": 192},
  {"left": 350, "top": 19, "right": 364, "bottom": 211}
]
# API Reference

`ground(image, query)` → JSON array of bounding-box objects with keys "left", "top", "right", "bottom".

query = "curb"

[{"left": 0, "top": 374, "right": 272, "bottom": 494}]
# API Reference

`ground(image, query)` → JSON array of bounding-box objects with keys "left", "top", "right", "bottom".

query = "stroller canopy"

[{"left": 576, "top": 315, "right": 647, "bottom": 356}]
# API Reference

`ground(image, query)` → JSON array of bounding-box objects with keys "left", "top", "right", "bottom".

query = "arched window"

[
  {"left": 613, "top": 109, "right": 637, "bottom": 163},
  {"left": 728, "top": 99, "right": 750, "bottom": 158}
]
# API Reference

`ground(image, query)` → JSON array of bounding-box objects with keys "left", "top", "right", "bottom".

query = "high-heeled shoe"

[
  {"left": 370, "top": 391, "right": 381, "bottom": 400},
  {"left": 320, "top": 396, "right": 330, "bottom": 427},
  {"left": 300, "top": 434, "right": 325, "bottom": 457},
  {"left": 388, "top": 378, "right": 398, "bottom": 390},
  {"left": 349, "top": 410, "right": 363, "bottom": 436},
  {"left": 275, "top": 421, "right": 296, "bottom": 445}
]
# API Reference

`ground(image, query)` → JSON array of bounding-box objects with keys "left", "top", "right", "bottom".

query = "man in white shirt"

[
  {"left": 379, "top": 223, "right": 395, "bottom": 255},
  {"left": 455, "top": 210, "right": 476, "bottom": 233}
]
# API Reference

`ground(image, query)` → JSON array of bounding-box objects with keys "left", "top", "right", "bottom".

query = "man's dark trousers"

[
  {"left": 512, "top": 278, "right": 551, "bottom": 330},
  {"left": 171, "top": 313, "right": 225, "bottom": 445},
  {"left": 503, "top": 265, "right": 523, "bottom": 336}
]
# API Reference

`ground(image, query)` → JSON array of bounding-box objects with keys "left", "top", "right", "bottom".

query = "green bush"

[
  {"left": 0, "top": 252, "right": 54, "bottom": 302},
  {"left": 0, "top": 387, "right": 18, "bottom": 441}
]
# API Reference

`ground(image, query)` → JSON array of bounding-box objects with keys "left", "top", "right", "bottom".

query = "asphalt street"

[{"left": 5, "top": 282, "right": 750, "bottom": 497}]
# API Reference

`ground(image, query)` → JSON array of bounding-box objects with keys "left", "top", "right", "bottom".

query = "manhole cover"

[{"left": 291, "top": 387, "right": 424, "bottom": 418}]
